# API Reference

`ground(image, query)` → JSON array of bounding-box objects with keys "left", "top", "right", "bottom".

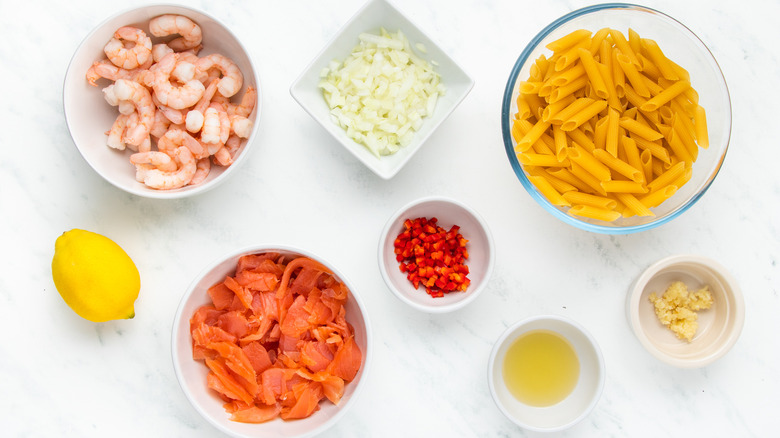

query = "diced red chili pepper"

[{"left": 393, "top": 216, "right": 470, "bottom": 298}]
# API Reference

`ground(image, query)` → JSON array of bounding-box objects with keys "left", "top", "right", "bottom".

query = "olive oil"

[{"left": 502, "top": 329, "right": 580, "bottom": 407}]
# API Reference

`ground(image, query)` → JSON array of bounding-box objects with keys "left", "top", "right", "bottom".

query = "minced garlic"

[{"left": 648, "top": 281, "right": 713, "bottom": 342}]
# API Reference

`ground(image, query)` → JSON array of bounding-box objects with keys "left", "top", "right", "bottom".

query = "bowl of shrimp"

[{"left": 63, "top": 4, "right": 261, "bottom": 198}]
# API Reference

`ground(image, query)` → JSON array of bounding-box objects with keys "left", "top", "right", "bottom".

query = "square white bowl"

[{"left": 290, "top": 0, "right": 474, "bottom": 179}]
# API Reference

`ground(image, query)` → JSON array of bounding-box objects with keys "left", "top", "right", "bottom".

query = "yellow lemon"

[{"left": 52, "top": 229, "right": 140, "bottom": 322}]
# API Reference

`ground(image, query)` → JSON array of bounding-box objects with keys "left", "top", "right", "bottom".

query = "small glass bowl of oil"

[{"left": 488, "top": 315, "right": 605, "bottom": 432}]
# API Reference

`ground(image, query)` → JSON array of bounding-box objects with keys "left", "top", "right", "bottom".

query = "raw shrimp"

[
  {"left": 190, "top": 157, "right": 211, "bottom": 185},
  {"left": 157, "top": 128, "right": 207, "bottom": 159},
  {"left": 196, "top": 54, "right": 243, "bottom": 97},
  {"left": 104, "top": 26, "right": 152, "bottom": 70},
  {"left": 153, "top": 53, "right": 205, "bottom": 109},
  {"left": 112, "top": 79, "right": 154, "bottom": 147},
  {"left": 138, "top": 146, "right": 197, "bottom": 190},
  {"left": 148, "top": 14, "right": 202, "bottom": 52}
]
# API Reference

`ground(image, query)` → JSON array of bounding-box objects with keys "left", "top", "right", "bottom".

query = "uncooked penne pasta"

[
  {"left": 568, "top": 145, "right": 612, "bottom": 182},
  {"left": 605, "top": 107, "right": 620, "bottom": 157},
  {"left": 509, "top": 27, "right": 710, "bottom": 222},
  {"left": 639, "top": 184, "right": 677, "bottom": 208},
  {"left": 647, "top": 161, "right": 686, "bottom": 192},
  {"left": 694, "top": 105, "right": 709, "bottom": 148},
  {"left": 528, "top": 175, "right": 570, "bottom": 206},
  {"left": 616, "top": 52, "right": 650, "bottom": 97},
  {"left": 577, "top": 48, "right": 608, "bottom": 99},
  {"left": 570, "top": 162, "right": 608, "bottom": 196},
  {"left": 615, "top": 193, "right": 655, "bottom": 217},
  {"left": 568, "top": 204, "right": 621, "bottom": 221},
  {"left": 563, "top": 191, "right": 617, "bottom": 210},
  {"left": 641, "top": 80, "right": 691, "bottom": 112},
  {"left": 546, "top": 29, "right": 592, "bottom": 53},
  {"left": 610, "top": 29, "right": 641, "bottom": 67},
  {"left": 601, "top": 180, "right": 648, "bottom": 193},
  {"left": 641, "top": 38, "right": 679, "bottom": 81},
  {"left": 593, "top": 148, "right": 644, "bottom": 182},
  {"left": 562, "top": 99, "right": 608, "bottom": 131},
  {"left": 619, "top": 117, "right": 663, "bottom": 141},
  {"left": 518, "top": 153, "right": 568, "bottom": 167},
  {"left": 515, "top": 119, "right": 552, "bottom": 152}
]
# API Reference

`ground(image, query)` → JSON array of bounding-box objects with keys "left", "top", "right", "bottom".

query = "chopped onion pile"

[{"left": 319, "top": 28, "right": 446, "bottom": 157}]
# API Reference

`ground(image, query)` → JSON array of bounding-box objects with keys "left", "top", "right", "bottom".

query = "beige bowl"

[
  {"left": 627, "top": 254, "right": 745, "bottom": 368},
  {"left": 63, "top": 4, "right": 261, "bottom": 198}
]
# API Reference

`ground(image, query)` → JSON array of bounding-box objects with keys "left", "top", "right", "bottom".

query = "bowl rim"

[
  {"left": 500, "top": 2, "right": 732, "bottom": 234},
  {"left": 377, "top": 195, "right": 495, "bottom": 313},
  {"left": 170, "top": 243, "right": 373, "bottom": 438},
  {"left": 626, "top": 253, "right": 745, "bottom": 368},
  {"left": 63, "top": 3, "right": 263, "bottom": 199},
  {"left": 487, "top": 314, "right": 606, "bottom": 432}
]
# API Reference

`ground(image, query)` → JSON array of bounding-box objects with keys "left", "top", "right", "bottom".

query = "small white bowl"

[
  {"left": 378, "top": 196, "right": 494, "bottom": 313},
  {"left": 290, "top": 0, "right": 474, "bottom": 179},
  {"left": 627, "top": 254, "right": 745, "bottom": 368},
  {"left": 488, "top": 315, "right": 605, "bottom": 432},
  {"left": 171, "top": 245, "right": 372, "bottom": 438},
  {"left": 63, "top": 4, "right": 261, "bottom": 199}
]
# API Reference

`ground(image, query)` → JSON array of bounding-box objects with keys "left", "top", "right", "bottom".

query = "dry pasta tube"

[
  {"left": 546, "top": 29, "right": 592, "bottom": 52},
  {"left": 639, "top": 185, "right": 677, "bottom": 208},
  {"left": 548, "top": 168, "right": 593, "bottom": 193},
  {"left": 528, "top": 175, "right": 570, "bottom": 206},
  {"left": 593, "top": 148, "right": 644, "bottom": 182},
  {"left": 568, "top": 204, "right": 621, "bottom": 221},
  {"left": 562, "top": 191, "right": 617, "bottom": 210},
  {"left": 568, "top": 145, "right": 612, "bottom": 181},
  {"left": 562, "top": 99, "right": 608, "bottom": 131},
  {"left": 619, "top": 117, "right": 663, "bottom": 141},
  {"left": 616, "top": 53, "right": 650, "bottom": 97},
  {"left": 570, "top": 162, "right": 609, "bottom": 196},
  {"left": 694, "top": 105, "right": 709, "bottom": 148},
  {"left": 615, "top": 193, "right": 655, "bottom": 217},
  {"left": 601, "top": 180, "right": 648, "bottom": 193}
]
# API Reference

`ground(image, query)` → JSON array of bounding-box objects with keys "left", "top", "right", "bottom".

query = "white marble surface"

[{"left": 2, "top": 0, "right": 778, "bottom": 436}]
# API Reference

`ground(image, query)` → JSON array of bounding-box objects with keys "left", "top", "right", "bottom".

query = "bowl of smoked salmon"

[
  {"left": 63, "top": 4, "right": 261, "bottom": 199},
  {"left": 378, "top": 196, "right": 495, "bottom": 313},
  {"left": 172, "top": 245, "right": 372, "bottom": 438}
]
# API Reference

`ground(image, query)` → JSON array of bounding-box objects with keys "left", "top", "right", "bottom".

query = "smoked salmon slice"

[{"left": 190, "top": 253, "right": 363, "bottom": 423}]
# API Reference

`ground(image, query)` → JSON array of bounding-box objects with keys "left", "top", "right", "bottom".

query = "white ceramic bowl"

[
  {"left": 378, "top": 196, "right": 494, "bottom": 313},
  {"left": 171, "top": 245, "right": 372, "bottom": 438},
  {"left": 63, "top": 4, "right": 261, "bottom": 199},
  {"left": 290, "top": 0, "right": 474, "bottom": 179},
  {"left": 488, "top": 315, "right": 605, "bottom": 432},
  {"left": 501, "top": 4, "right": 731, "bottom": 233},
  {"left": 627, "top": 254, "right": 745, "bottom": 368}
]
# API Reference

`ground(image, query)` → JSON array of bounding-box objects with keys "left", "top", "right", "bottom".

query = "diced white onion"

[{"left": 319, "top": 28, "right": 446, "bottom": 157}]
